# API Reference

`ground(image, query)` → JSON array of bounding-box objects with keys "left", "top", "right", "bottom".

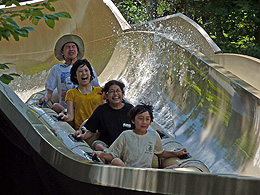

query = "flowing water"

[{"left": 99, "top": 31, "right": 260, "bottom": 176}]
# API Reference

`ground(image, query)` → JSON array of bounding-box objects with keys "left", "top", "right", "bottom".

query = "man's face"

[
  {"left": 61, "top": 42, "right": 79, "bottom": 60},
  {"left": 106, "top": 84, "right": 123, "bottom": 105}
]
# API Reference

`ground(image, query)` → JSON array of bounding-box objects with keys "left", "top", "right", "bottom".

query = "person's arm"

[
  {"left": 75, "top": 105, "right": 100, "bottom": 138},
  {"left": 39, "top": 89, "right": 53, "bottom": 104},
  {"left": 61, "top": 100, "right": 74, "bottom": 122},
  {"left": 90, "top": 66, "right": 100, "bottom": 87},
  {"left": 156, "top": 148, "right": 189, "bottom": 159},
  {"left": 40, "top": 66, "right": 57, "bottom": 105},
  {"left": 93, "top": 151, "right": 114, "bottom": 162},
  {"left": 74, "top": 129, "right": 95, "bottom": 140},
  {"left": 79, "top": 119, "right": 88, "bottom": 130}
]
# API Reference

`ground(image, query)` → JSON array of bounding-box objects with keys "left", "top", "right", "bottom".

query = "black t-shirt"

[{"left": 85, "top": 102, "right": 134, "bottom": 146}]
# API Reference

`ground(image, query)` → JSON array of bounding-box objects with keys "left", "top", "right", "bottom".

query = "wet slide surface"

[{"left": 1, "top": 0, "right": 260, "bottom": 193}]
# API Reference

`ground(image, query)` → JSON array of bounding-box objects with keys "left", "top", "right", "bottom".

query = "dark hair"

[
  {"left": 129, "top": 103, "right": 154, "bottom": 123},
  {"left": 70, "top": 59, "right": 94, "bottom": 85},
  {"left": 102, "top": 80, "right": 125, "bottom": 94}
]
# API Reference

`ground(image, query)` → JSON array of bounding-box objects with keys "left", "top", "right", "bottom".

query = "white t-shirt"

[
  {"left": 106, "top": 129, "right": 164, "bottom": 168},
  {"left": 45, "top": 63, "right": 99, "bottom": 108}
]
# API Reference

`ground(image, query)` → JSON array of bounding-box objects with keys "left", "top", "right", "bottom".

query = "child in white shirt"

[{"left": 93, "top": 104, "right": 189, "bottom": 168}]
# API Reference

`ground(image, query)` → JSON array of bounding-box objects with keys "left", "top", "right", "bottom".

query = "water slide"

[{"left": 1, "top": 0, "right": 260, "bottom": 194}]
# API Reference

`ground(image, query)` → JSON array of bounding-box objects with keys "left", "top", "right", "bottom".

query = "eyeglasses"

[{"left": 107, "top": 90, "right": 122, "bottom": 94}]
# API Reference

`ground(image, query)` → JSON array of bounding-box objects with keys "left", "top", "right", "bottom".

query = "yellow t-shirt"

[{"left": 65, "top": 87, "right": 103, "bottom": 130}]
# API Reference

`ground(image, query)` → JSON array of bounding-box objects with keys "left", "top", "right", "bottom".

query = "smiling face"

[
  {"left": 132, "top": 111, "right": 151, "bottom": 134},
  {"left": 61, "top": 42, "right": 78, "bottom": 61},
  {"left": 76, "top": 64, "right": 91, "bottom": 86},
  {"left": 106, "top": 84, "right": 123, "bottom": 106}
]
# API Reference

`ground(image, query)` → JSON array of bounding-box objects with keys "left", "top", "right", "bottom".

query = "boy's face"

[
  {"left": 76, "top": 65, "right": 91, "bottom": 86},
  {"left": 61, "top": 42, "right": 78, "bottom": 60},
  {"left": 132, "top": 111, "right": 151, "bottom": 132}
]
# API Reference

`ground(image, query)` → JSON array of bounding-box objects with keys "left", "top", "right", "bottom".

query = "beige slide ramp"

[
  {"left": 212, "top": 53, "right": 260, "bottom": 92},
  {"left": 1, "top": 0, "right": 260, "bottom": 194},
  {"left": 0, "top": 0, "right": 130, "bottom": 76}
]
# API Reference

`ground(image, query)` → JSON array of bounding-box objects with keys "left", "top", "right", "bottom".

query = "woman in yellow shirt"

[{"left": 60, "top": 59, "right": 103, "bottom": 130}]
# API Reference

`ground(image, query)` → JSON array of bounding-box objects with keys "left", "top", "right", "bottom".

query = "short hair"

[
  {"left": 102, "top": 80, "right": 125, "bottom": 94},
  {"left": 129, "top": 103, "right": 154, "bottom": 123},
  {"left": 70, "top": 59, "right": 94, "bottom": 85}
]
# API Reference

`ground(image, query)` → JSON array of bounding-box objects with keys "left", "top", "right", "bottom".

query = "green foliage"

[
  {"left": 0, "top": 0, "right": 71, "bottom": 41},
  {"left": 112, "top": 0, "right": 260, "bottom": 59},
  {"left": 114, "top": 0, "right": 148, "bottom": 24},
  {"left": 0, "top": 63, "right": 20, "bottom": 84},
  {"left": 190, "top": 0, "right": 260, "bottom": 59},
  {"left": 0, "top": 0, "right": 71, "bottom": 84}
]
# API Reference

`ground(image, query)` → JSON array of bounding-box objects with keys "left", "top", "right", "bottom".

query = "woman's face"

[
  {"left": 132, "top": 111, "right": 151, "bottom": 132},
  {"left": 106, "top": 84, "right": 123, "bottom": 105},
  {"left": 76, "top": 65, "right": 91, "bottom": 86}
]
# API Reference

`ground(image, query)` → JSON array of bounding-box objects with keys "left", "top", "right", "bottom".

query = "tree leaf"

[
  {"left": 0, "top": 74, "right": 13, "bottom": 84},
  {"left": 45, "top": 14, "right": 59, "bottom": 20},
  {"left": 31, "top": 17, "right": 39, "bottom": 25},
  {"left": 3, "top": 23, "right": 15, "bottom": 31},
  {"left": 48, "top": 0, "right": 59, "bottom": 3},
  {"left": 9, "top": 73, "right": 20, "bottom": 77},
  {"left": 13, "top": 1, "right": 20, "bottom": 7},
  {"left": 45, "top": 5, "right": 55, "bottom": 12},
  {"left": 2, "top": 30, "right": 11, "bottom": 40},
  {"left": 3, "top": 63, "right": 15, "bottom": 66},
  {"left": 45, "top": 18, "right": 55, "bottom": 28},
  {"left": 21, "top": 15, "right": 28, "bottom": 21},
  {"left": 28, "top": 4, "right": 41, "bottom": 8},
  {"left": 9, "top": 13, "right": 20, "bottom": 18},
  {"left": 7, "top": 19, "right": 19, "bottom": 29},
  {"left": 21, "top": 26, "right": 36, "bottom": 32},
  {"left": 0, "top": 63, "right": 10, "bottom": 70},
  {"left": 6, "top": 10, "right": 16, "bottom": 14},
  {"left": 30, "top": 9, "right": 43, "bottom": 17},
  {"left": 15, "top": 28, "right": 29, "bottom": 37},
  {"left": 54, "top": 12, "right": 71, "bottom": 18},
  {"left": 5, "top": 1, "right": 12, "bottom": 7},
  {"left": 11, "top": 31, "right": 20, "bottom": 41}
]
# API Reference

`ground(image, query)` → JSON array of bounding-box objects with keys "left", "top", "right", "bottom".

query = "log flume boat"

[{"left": 1, "top": 0, "right": 260, "bottom": 194}]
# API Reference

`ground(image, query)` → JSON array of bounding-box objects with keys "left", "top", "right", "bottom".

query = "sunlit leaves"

[
  {"left": 0, "top": 74, "right": 14, "bottom": 84},
  {"left": 0, "top": 72, "right": 20, "bottom": 84},
  {"left": 0, "top": 0, "right": 71, "bottom": 41},
  {"left": 54, "top": 11, "right": 71, "bottom": 18},
  {"left": 0, "top": 63, "right": 20, "bottom": 84},
  {"left": 48, "top": 0, "right": 59, "bottom": 2},
  {"left": 0, "top": 13, "right": 36, "bottom": 41},
  {"left": 114, "top": 0, "right": 147, "bottom": 24},
  {"left": 44, "top": 16, "right": 55, "bottom": 28},
  {"left": 0, "top": 63, "right": 12, "bottom": 70},
  {"left": 0, "top": 0, "right": 71, "bottom": 84},
  {"left": 187, "top": 0, "right": 260, "bottom": 59},
  {"left": 113, "top": 0, "right": 260, "bottom": 59}
]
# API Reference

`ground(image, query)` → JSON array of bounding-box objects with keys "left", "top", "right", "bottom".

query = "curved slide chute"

[{"left": 1, "top": 0, "right": 260, "bottom": 194}]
